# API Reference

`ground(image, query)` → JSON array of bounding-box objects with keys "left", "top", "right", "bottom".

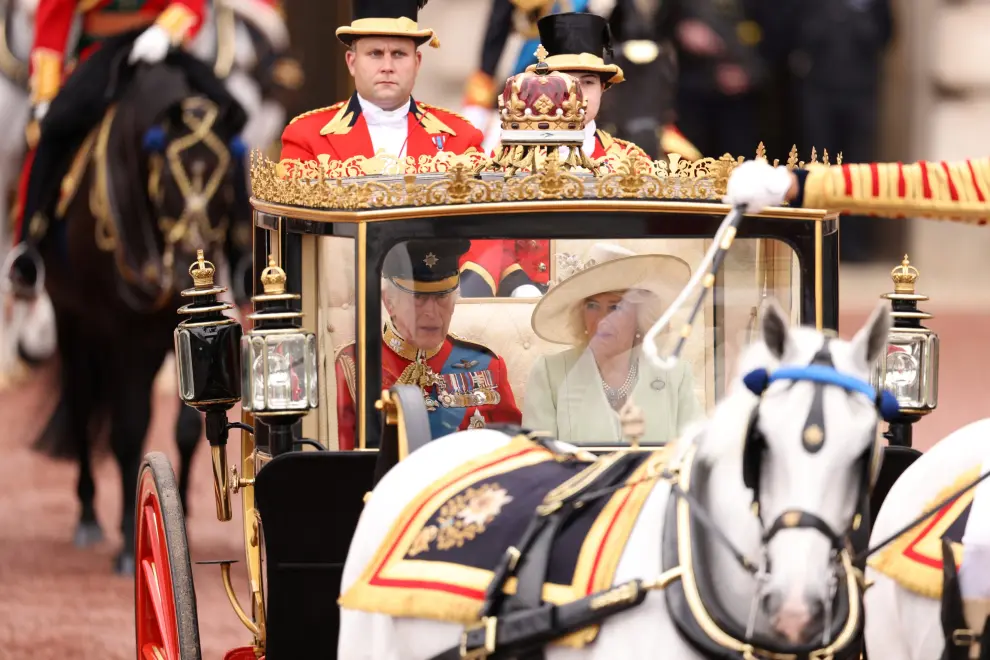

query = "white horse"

[
  {"left": 338, "top": 298, "right": 893, "bottom": 659},
  {"left": 864, "top": 418, "right": 990, "bottom": 659}
]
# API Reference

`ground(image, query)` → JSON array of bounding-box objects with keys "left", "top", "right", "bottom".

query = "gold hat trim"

[
  {"left": 526, "top": 53, "right": 625, "bottom": 85},
  {"left": 336, "top": 17, "right": 439, "bottom": 48}
]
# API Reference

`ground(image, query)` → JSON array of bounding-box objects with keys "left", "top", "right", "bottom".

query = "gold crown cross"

[{"left": 891, "top": 254, "right": 920, "bottom": 294}]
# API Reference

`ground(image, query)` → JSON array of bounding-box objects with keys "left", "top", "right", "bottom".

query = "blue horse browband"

[{"left": 743, "top": 365, "right": 901, "bottom": 421}]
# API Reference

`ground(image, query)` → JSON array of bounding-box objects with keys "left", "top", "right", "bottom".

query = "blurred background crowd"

[{"left": 290, "top": 0, "right": 990, "bottom": 311}]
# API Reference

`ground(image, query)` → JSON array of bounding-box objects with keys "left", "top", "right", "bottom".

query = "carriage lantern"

[
  {"left": 241, "top": 255, "right": 318, "bottom": 455},
  {"left": 870, "top": 255, "right": 939, "bottom": 448},
  {"left": 174, "top": 249, "right": 243, "bottom": 522}
]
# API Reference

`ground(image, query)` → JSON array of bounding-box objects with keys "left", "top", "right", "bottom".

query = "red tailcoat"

[
  {"left": 460, "top": 130, "right": 650, "bottom": 295},
  {"left": 279, "top": 93, "right": 485, "bottom": 164},
  {"left": 334, "top": 330, "right": 521, "bottom": 451}
]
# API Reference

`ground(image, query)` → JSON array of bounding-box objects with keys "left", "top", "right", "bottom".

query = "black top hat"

[
  {"left": 337, "top": 0, "right": 439, "bottom": 48},
  {"left": 382, "top": 239, "right": 471, "bottom": 294},
  {"left": 530, "top": 12, "right": 624, "bottom": 85},
  {"left": 538, "top": 12, "right": 613, "bottom": 62}
]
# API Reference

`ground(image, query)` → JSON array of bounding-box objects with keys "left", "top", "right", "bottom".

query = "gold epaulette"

[
  {"left": 334, "top": 341, "right": 357, "bottom": 400},
  {"left": 417, "top": 102, "right": 472, "bottom": 136},
  {"left": 447, "top": 332, "right": 497, "bottom": 357},
  {"left": 289, "top": 101, "right": 345, "bottom": 126}
]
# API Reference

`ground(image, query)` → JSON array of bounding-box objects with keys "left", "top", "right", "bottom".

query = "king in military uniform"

[
  {"left": 334, "top": 239, "right": 522, "bottom": 451},
  {"left": 459, "top": 11, "right": 650, "bottom": 299},
  {"left": 279, "top": 0, "right": 485, "bottom": 166}
]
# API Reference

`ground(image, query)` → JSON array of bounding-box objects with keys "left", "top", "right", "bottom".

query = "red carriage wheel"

[{"left": 135, "top": 452, "right": 202, "bottom": 660}]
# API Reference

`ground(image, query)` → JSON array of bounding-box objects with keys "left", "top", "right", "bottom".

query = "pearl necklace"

[{"left": 601, "top": 357, "right": 639, "bottom": 410}]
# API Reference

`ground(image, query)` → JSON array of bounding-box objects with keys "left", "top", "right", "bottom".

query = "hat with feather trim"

[
  {"left": 526, "top": 12, "right": 624, "bottom": 87},
  {"left": 336, "top": 0, "right": 440, "bottom": 48}
]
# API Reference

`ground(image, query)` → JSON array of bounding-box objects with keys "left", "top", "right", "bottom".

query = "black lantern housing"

[{"left": 175, "top": 249, "right": 242, "bottom": 521}]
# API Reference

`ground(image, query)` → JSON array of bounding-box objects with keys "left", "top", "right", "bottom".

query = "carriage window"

[
  {"left": 356, "top": 236, "right": 800, "bottom": 449},
  {"left": 314, "top": 236, "right": 357, "bottom": 450}
]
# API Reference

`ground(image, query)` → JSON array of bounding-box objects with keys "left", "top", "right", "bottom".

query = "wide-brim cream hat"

[{"left": 531, "top": 243, "right": 691, "bottom": 345}]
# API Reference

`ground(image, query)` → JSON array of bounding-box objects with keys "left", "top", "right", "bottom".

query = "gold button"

[{"left": 538, "top": 263, "right": 547, "bottom": 272}]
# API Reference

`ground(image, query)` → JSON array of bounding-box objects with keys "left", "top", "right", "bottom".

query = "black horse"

[{"left": 23, "top": 37, "right": 247, "bottom": 575}]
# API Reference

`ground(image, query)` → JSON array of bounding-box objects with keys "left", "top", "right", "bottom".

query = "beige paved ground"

[{"left": 0, "top": 307, "right": 982, "bottom": 657}]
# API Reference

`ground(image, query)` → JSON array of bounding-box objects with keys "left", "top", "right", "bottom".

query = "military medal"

[{"left": 433, "top": 135, "right": 447, "bottom": 151}]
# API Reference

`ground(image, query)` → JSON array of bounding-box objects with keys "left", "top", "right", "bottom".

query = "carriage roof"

[{"left": 248, "top": 147, "right": 834, "bottom": 223}]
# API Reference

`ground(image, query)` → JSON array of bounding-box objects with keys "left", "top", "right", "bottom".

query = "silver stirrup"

[{"left": 0, "top": 243, "right": 46, "bottom": 298}]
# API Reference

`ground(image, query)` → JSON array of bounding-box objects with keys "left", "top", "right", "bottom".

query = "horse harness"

[{"left": 430, "top": 343, "right": 900, "bottom": 660}]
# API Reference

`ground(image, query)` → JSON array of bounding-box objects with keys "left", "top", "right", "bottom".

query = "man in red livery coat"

[
  {"left": 333, "top": 239, "right": 522, "bottom": 451},
  {"left": 278, "top": 0, "right": 484, "bottom": 167},
  {"left": 459, "top": 11, "right": 653, "bottom": 299}
]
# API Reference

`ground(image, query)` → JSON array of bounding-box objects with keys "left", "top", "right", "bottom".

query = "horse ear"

[
  {"left": 758, "top": 297, "right": 791, "bottom": 359},
  {"left": 852, "top": 301, "right": 891, "bottom": 366}
]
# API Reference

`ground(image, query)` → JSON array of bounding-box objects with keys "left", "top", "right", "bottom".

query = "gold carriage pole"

[{"left": 870, "top": 255, "right": 940, "bottom": 449}]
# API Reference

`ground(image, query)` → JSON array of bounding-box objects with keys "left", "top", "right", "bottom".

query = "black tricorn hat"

[
  {"left": 336, "top": 0, "right": 439, "bottom": 49},
  {"left": 528, "top": 12, "right": 624, "bottom": 86},
  {"left": 382, "top": 239, "right": 471, "bottom": 294}
]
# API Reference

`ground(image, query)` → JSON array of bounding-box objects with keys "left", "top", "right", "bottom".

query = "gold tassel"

[{"left": 429, "top": 33, "right": 440, "bottom": 48}]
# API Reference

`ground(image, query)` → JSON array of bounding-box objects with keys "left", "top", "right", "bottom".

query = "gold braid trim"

[
  {"left": 156, "top": 4, "right": 199, "bottom": 44},
  {"left": 803, "top": 160, "right": 990, "bottom": 223},
  {"left": 29, "top": 49, "right": 62, "bottom": 104},
  {"left": 334, "top": 343, "right": 357, "bottom": 401}
]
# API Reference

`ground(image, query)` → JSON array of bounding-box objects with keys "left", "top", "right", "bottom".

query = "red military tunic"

[
  {"left": 459, "top": 129, "right": 651, "bottom": 296},
  {"left": 279, "top": 93, "right": 485, "bottom": 165},
  {"left": 333, "top": 325, "right": 522, "bottom": 451},
  {"left": 796, "top": 158, "right": 990, "bottom": 224},
  {"left": 29, "top": 0, "right": 205, "bottom": 106}
]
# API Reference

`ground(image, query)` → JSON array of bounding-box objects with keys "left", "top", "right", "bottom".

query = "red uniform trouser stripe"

[{"left": 13, "top": 147, "right": 35, "bottom": 245}]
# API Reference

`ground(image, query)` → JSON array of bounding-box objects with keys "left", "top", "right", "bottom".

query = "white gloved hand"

[
  {"left": 129, "top": 25, "right": 173, "bottom": 65},
  {"left": 19, "top": 290, "right": 56, "bottom": 362},
  {"left": 32, "top": 101, "right": 50, "bottom": 122},
  {"left": 723, "top": 159, "right": 796, "bottom": 214},
  {"left": 510, "top": 284, "right": 543, "bottom": 298}
]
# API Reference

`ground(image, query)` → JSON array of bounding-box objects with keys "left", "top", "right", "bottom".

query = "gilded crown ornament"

[
  {"left": 260, "top": 255, "right": 288, "bottom": 295},
  {"left": 189, "top": 249, "right": 217, "bottom": 289},
  {"left": 891, "top": 254, "right": 920, "bottom": 294}
]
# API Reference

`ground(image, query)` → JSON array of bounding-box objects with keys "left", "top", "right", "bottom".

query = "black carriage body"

[{"left": 238, "top": 191, "right": 839, "bottom": 657}]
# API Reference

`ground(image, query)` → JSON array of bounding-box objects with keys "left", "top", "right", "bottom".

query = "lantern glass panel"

[
  {"left": 240, "top": 336, "right": 253, "bottom": 410},
  {"left": 306, "top": 333, "right": 318, "bottom": 408},
  {"left": 174, "top": 328, "right": 194, "bottom": 401},
  {"left": 872, "top": 329, "right": 937, "bottom": 410},
  {"left": 265, "top": 334, "right": 310, "bottom": 411},
  {"left": 251, "top": 336, "right": 266, "bottom": 411}
]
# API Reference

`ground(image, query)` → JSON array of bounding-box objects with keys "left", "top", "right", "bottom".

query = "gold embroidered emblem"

[
  {"left": 532, "top": 94, "right": 555, "bottom": 115},
  {"left": 406, "top": 483, "right": 514, "bottom": 556},
  {"left": 424, "top": 252, "right": 439, "bottom": 268}
]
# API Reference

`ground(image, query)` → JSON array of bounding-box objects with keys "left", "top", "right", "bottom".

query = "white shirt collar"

[
  {"left": 357, "top": 93, "right": 410, "bottom": 127},
  {"left": 582, "top": 119, "right": 598, "bottom": 155}
]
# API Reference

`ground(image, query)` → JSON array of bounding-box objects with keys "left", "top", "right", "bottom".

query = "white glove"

[
  {"left": 723, "top": 159, "right": 796, "bottom": 214},
  {"left": 129, "top": 25, "right": 173, "bottom": 65},
  {"left": 510, "top": 284, "right": 543, "bottom": 298},
  {"left": 32, "top": 101, "right": 50, "bottom": 122}
]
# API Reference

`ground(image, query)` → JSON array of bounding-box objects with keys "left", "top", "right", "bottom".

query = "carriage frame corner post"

[{"left": 872, "top": 254, "right": 940, "bottom": 449}]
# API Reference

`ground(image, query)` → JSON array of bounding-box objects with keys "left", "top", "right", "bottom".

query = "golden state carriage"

[{"left": 135, "top": 63, "right": 939, "bottom": 660}]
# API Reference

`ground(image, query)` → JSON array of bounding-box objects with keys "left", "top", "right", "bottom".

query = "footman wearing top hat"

[
  {"left": 279, "top": 0, "right": 485, "bottom": 166},
  {"left": 334, "top": 239, "right": 522, "bottom": 451},
  {"left": 459, "top": 11, "right": 651, "bottom": 300}
]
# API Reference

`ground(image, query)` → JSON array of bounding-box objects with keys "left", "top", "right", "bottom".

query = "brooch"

[{"left": 650, "top": 379, "right": 665, "bottom": 391}]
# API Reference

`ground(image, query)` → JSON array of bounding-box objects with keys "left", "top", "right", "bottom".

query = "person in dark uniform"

[
  {"left": 334, "top": 239, "right": 522, "bottom": 450},
  {"left": 666, "top": 0, "right": 768, "bottom": 159}
]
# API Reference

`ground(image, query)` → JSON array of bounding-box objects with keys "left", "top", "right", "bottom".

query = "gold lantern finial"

[
  {"left": 891, "top": 254, "right": 920, "bottom": 294},
  {"left": 260, "top": 255, "right": 287, "bottom": 294},
  {"left": 189, "top": 249, "right": 216, "bottom": 289}
]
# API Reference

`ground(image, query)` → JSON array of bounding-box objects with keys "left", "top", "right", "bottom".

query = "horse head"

[
  {"left": 107, "top": 59, "right": 246, "bottom": 308},
  {"left": 708, "top": 298, "right": 893, "bottom": 646}
]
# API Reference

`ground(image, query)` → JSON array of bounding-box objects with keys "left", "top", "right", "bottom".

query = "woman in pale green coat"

[{"left": 523, "top": 243, "right": 705, "bottom": 445}]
